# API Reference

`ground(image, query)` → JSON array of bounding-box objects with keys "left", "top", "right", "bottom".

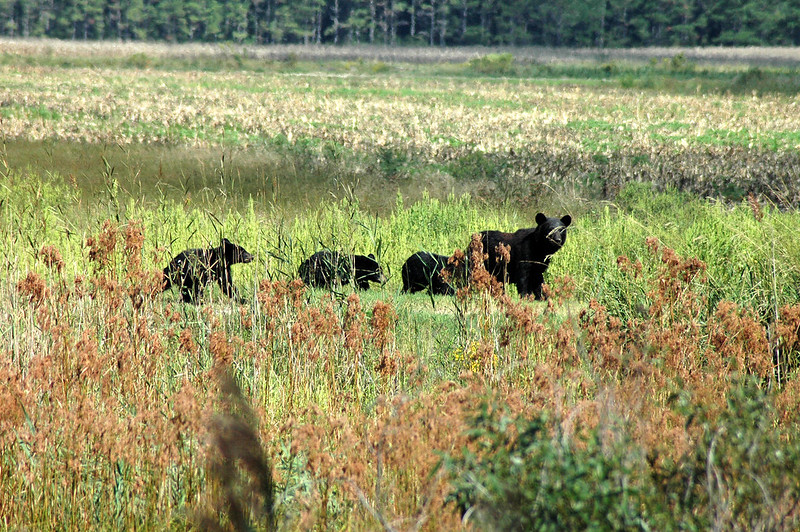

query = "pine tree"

[
  {"left": 348, "top": 0, "right": 371, "bottom": 43},
  {"left": 124, "top": 0, "right": 148, "bottom": 40}
]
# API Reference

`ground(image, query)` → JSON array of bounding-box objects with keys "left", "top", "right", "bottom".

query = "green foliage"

[
  {"left": 369, "top": 61, "right": 390, "bottom": 74},
  {"left": 0, "top": 167, "right": 81, "bottom": 268},
  {"left": 3, "top": 0, "right": 800, "bottom": 48},
  {"left": 6, "top": 41, "right": 800, "bottom": 531},
  {"left": 4, "top": 144, "right": 800, "bottom": 532},
  {"left": 731, "top": 67, "right": 800, "bottom": 95},
  {"left": 558, "top": 183, "right": 800, "bottom": 322},
  {"left": 467, "top": 53, "right": 515, "bottom": 76},
  {"left": 445, "top": 151, "right": 506, "bottom": 182},
  {"left": 6, "top": 165, "right": 800, "bottom": 321},
  {"left": 376, "top": 146, "right": 409, "bottom": 178},
  {"left": 388, "top": 192, "right": 502, "bottom": 253},
  {"left": 125, "top": 53, "right": 153, "bottom": 69},
  {"left": 656, "top": 378, "right": 800, "bottom": 530},
  {"left": 444, "top": 379, "right": 800, "bottom": 531},
  {"left": 666, "top": 52, "right": 694, "bottom": 73},
  {"left": 443, "top": 401, "right": 651, "bottom": 530}
]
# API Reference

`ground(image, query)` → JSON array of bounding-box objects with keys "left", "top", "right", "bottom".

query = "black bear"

[
  {"left": 480, "top": 213, "right": 571, "bottom": 300},
  {"left": 401, "top": 251, "right": 456, "bottom": 296},
  {"left": 163, "top": 238, "right": 254, "bottom": 303},
  {"left": 298, "top": 250, "right": 384, "bottom": 290}
]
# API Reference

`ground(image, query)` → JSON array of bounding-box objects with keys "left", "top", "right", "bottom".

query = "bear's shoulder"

[{"left": 353, "top": 253, "right": 379, "bottom": 270}]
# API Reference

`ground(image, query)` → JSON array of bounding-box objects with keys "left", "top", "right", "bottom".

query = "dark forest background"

[{"left": 1, "top": 0, "right": 799, "bottom": 47}]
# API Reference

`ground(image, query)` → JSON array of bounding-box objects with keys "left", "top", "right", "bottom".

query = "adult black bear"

[
  {"left": 298, "top": 250, "right": 384, "bottom": 290},
  {"left": 401, "top": 251, "right": 456, "bottom": 296},
  {"left": 163, "top": 238, "right": 254, "bottom": 303},
  {"left": 480, "top": 213, "right": 571, "bottom": 300}
]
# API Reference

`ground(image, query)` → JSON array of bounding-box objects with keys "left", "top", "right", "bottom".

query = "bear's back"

[{"left": 299, "top": 250, "right": 351, "bottom": 288}]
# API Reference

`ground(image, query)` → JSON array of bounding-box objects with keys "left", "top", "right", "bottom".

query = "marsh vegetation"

[{"left": 2, "top": 41, "right": 800, "bottom": 530}]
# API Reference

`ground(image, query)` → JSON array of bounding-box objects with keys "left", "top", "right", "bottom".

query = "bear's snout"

[{"left": 546, "top": 227, "right": 566, "bottom": 247}]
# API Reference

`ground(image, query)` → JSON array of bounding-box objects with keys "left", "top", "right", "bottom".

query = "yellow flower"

[{"left": 453, "top": 340, "right": 496, "bottom": 374}]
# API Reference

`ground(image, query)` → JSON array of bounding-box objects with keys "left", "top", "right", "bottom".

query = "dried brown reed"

[
  {"left": 86, "top": 219, "right": 118, "bottom": 269},
  {"left": 39, "top": 244, "right": 64, "bottom": 274},
  {"left": 461, "top": 233, "right": 504, "bottom": 300},
  {"left": 195, "top": 372, "right": 276, "bottom": 531},
  {"left": 4, "top": 216, "right": 800, "bottom": 529}
]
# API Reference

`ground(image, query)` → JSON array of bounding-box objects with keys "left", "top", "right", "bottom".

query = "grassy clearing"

[{"left": 3, "top": 45, "right": 800, "bottom": 529}]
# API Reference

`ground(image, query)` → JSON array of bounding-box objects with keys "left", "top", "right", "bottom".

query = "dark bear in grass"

[
  {"left": 163, "top": 238, "right": 254, "bottom": 303},
  {"left": 299, "top": 250, "right": 384, "bottom": 290},
  {"left": 401, "top": 251, "right": 456, "bottom": 296},
  {"left": 481, "top": 213, "right": 571, "bottom": 300}
]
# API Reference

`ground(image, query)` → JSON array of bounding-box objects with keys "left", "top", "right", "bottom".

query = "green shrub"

[
  {"left": 655, "top": 378, "right": 800, "bottom": 530},
  {"left": 467, "top": 53, "right": 515, "bottom": 76},
  {"left": 125, "top": 52, "right": 152, "bottom": 69},
  {"left": 443, "top": 379, "right": 800, "bottom": 531},
  {"left": 369, "top": 61, "right": 390, "bottom": 74},
  {"left": 446, "top": 150, "right": 505, "bottom": 181},
  {"left": 443, "top": 400, "right": 652, "bottom": 530}
]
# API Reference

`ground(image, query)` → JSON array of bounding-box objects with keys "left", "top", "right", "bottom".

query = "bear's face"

[
  {"left": 354, "top": 253, "right": 385, "bottom": 284},
  {"left": 221, "top": 238, "right": 254, "bottom": 265},
  {"left": 533, "top": 213, "right": 571, "bottom": 254}
]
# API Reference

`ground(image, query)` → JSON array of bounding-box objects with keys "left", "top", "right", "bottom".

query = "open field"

[
  {"left": 2, "top": 41, "right": 800, "bottom": 529},
  {"left": 3, "top": 40, "right": 800, "bottom": 212}
]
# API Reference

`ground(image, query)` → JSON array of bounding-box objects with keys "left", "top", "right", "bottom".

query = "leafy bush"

[
  {"left": 443, "top": 379, "right": 800, "bottom": 531},
  {"left": 369, "top": 60, "right": 390, "bottom": 73},
  {"left": 654, "top": 378, "right": 800, "bottom": 530},
  {"left": 125, "top": 52, "right": 152, "bottom": 69},
  {"left": 443, "top": 401, "right": 652, "bottom": 530},
  {"left": 446, "top": 150, "right": 505, "bottom": 181},
  {"left": 467, "top": 53, "right": 515, "bottom": 76}
]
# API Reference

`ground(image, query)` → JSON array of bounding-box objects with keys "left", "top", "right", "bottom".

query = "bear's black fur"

[
  {"left": 299, "top": 251, "right": 384, "bottom": 290},
  {"left": 163, "top": 238, "right": 254, "bottom": 303},
  {"left": 352, "top": 254, "right": 385, "bottom": 290},
  {"left": 480, "top": 213, "right": 571, "bottom": 300},
  {"left": 401, "top": 251, "right": 455, "bottom": 296}
]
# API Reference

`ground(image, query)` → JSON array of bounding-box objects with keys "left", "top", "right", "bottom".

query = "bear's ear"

[
  {"left": 368, "top": 253, "right": 375, "bottom": 259},
  {"left": 221, "top": 237, "right": 232, "bottom": 246},
  {"left": 535, "top": 213, "right": 547, "bottom": 225},
  {"left": 561, "top": 215, "right": 572, "bottom": 227}
]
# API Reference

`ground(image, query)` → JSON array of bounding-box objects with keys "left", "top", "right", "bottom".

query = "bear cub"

[
  {"left": 481, "top": 212, "right": 571, "bottom": 300},
  {"left": 163, "top": 238, "right": 254, "bottom": 303},
  {"left": 299, "top": 250, "right": 384, "bottom": 290},
  {"left": 401, "top": 251, "right": 456, "bottom": 296}
]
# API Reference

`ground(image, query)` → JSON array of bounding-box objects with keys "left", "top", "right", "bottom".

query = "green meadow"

[{"left": 2, "top": 41, "right": 800, "bottom": 530}]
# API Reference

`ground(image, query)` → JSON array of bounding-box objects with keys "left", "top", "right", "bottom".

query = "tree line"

[{"left": 1, "top": 0, "right": 799, "bottom": 47}]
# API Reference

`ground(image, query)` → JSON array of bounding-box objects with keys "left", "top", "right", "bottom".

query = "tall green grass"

[
  {"left": 559, "top": 183, "right": 800, "bottom": 321},
  {"left": 5, "top": 168, "right": 800, "bottom": 318}
]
